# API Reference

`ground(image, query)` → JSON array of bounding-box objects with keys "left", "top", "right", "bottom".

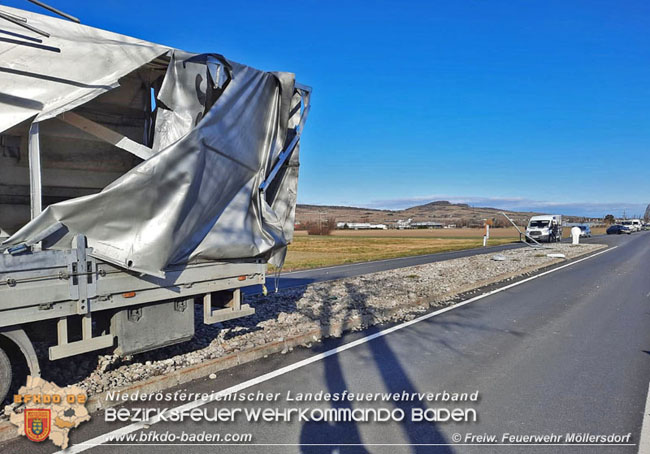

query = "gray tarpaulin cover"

[
  {"left": 1, "top": 7, "right": 306, "bottom": 277},
  {"left": 0, "top": 6, "right": 168, "bottom": 132}
]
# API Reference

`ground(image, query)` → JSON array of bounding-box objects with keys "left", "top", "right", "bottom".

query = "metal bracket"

[
  {"left": 203, "top": 289, "right": 254, "bottom": 324},
  {"left": 49, "top": 314, "right": 113, "bottom": 360},
  {"left": 67, "top": 234, "right": 98, "bottom": 314}
]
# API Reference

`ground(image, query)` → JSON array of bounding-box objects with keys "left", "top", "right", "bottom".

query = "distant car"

[
  {"left": 577, "top": 225, "right": 591, "bottom": 238},
  {"left": 619, "top": 220, "right": 640, "bottom": 232},
  {"left": 607, "top": 225, "right": 631, "bottom": 235}
]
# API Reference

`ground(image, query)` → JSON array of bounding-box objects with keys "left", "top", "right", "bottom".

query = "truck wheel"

[{"left": 0, "top": 347, "right": 12, "bottom": 404}]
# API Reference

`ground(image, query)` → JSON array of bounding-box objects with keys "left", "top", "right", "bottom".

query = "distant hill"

[{"left": 296, "top": 201, "right": 588, "bottom": 228}]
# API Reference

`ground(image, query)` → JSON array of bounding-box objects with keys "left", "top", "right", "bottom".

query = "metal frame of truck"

[{"left": 0, "top": 4, "right": 311, "bottom": 402}]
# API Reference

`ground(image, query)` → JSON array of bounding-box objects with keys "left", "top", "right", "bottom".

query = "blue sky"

[{"left": 3, "top": 0, "right": 649, "bottom": 217}]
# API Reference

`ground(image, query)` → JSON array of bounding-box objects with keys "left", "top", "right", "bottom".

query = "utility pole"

[{"left": 318, "top": 210, "right": 327, "bottom": 235}]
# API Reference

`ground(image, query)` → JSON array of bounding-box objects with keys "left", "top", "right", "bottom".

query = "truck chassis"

[{"left": 0, "top": 233, "right": 266, "bottom": 402}]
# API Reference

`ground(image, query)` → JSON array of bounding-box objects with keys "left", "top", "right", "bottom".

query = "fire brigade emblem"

[{"left": 25, "top": 409, "right": 51, "bottom": 442}]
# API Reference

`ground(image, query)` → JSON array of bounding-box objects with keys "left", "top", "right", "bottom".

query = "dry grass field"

[
  {"left": 280, "top": 228, "right": 517, "bottom": 271},
  {"left": 291, "top": 202, "right": 608, "bottom": 270},
  {"left": 319, "top": 227, "right": 522, "bottom": 238},
  {"left": 277, "top": 226, "right": 608, "bottom": 271}
]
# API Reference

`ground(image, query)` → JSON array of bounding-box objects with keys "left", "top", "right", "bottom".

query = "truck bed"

[{"left": 0, "top": 246, "right": 265, "bottom": 329}]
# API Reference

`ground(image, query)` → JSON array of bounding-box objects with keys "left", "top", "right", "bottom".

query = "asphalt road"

[{"left": 5, "top": 232, "right": 649, "bottom": 454}]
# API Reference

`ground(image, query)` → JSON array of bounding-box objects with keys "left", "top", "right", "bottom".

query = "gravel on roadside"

[{"left": 18, "top": 243, "right": 607, "bottom": 400}]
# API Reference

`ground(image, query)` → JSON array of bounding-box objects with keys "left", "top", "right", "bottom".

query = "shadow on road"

[{"left": 299, "top": 282, "right": 453, "bottom": 454}]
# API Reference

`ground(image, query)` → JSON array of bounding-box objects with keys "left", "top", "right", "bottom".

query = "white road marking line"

[
  {"left": 57, "top": 246, "right": 617, "bottom": 454},
  {"left": 639, "top": 382, "right": 650, "bottom": 454}
]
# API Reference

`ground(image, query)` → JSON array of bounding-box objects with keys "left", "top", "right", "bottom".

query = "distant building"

[
  {"left": 337, "top": 222, "right": 387, "bottom": 230},
  {"left": 410, "top": 222, "right": 444, "bottom": 229},
  {"left": 396, "top": 219, "right": 413, "bottom": 229},
  {"left": 394, "top": 219, "right": 444, "bottom": 229}
]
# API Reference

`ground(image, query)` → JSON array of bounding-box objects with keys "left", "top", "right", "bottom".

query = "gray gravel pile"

[{"left": 38, "top": 243, "right": 604, "bottom": 396}]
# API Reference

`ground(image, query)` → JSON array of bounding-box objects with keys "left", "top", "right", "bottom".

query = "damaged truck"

[{"left": 0, "top": 3, "right": 310, "bottom": 403}]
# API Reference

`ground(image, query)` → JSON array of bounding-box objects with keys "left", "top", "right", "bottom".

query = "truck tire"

[{"left": 0, "top": 347, "right": 12, "bottom": 404}]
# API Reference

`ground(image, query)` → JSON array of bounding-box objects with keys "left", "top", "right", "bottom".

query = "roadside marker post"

[{"left": 571, "top": 226, "right": 581, "bottom": 245}]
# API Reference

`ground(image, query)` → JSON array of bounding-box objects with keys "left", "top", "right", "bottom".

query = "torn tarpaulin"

[
  {"left": 4, "top": 47, "right": 309, "bottom": 278},
  {"left": 0, "top": 5, "right": 168, "bottom": 133}
]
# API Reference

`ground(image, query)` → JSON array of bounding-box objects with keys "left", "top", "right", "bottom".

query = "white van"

[
  {"left": 525, "top": 215, "right": 563, "bottom": 243},
  {"left": 620, "top": 220, "right": 641, "bottom": 232}
]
